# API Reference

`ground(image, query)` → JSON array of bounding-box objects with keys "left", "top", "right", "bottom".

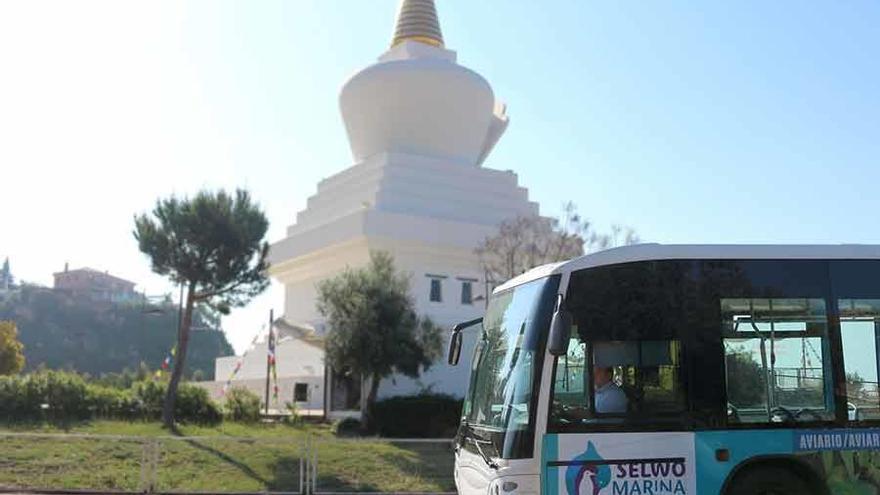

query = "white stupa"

[
  {"left": 266, "top": 0, "right": 539, "bottom": 412},
  {"left": 340, "top": 2, "right": 508, "bottom": 167}
]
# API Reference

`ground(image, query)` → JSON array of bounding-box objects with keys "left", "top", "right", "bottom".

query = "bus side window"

[
  {"left": 839, "top": 299, "right": 880, "bottom": 422},
  {"left": 721, "top": 298, "right": 833, "bottom": 424}
]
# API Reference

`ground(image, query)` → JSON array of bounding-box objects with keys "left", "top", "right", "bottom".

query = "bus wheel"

[{"left": 727, "top": 466, "right": 813, "bottom": 495}]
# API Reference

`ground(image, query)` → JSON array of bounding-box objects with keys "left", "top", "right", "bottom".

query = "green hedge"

[
  {"left": 88, "top": 385, "right": 141, "bottom": 420},
  {"left": 0, "top": 371, "right": 91, "bottom": 420},
  {"left": 0, "top": 371, "right": 221, "bottom": 425},
  {"left": 370, "top": 393, "right": 462, "bottom": 438}
]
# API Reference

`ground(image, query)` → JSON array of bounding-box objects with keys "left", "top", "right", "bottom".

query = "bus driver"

[{"left": 593, "top": 366, "right": 628, "bottom": 414}]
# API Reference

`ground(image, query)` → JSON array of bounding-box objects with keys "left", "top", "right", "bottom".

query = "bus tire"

[{"left": 726, "top": 466, "right": 813, "bottom": 495}]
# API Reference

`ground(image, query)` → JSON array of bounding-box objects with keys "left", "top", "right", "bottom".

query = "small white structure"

[
  {"left": 207, "top": 320, "right": 326, "bottom": 415},
  {"left": 213, "top": 0, "right": 540, "bottom": 419}
]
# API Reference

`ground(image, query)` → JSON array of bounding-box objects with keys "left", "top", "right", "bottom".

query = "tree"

[
  {"left": 316, "top": 251, "right": 443, "bottom": 427},
  {"left": 0, "top": 257, "right": 13, "bottom": 289},
  {"left": 847, "top": 371, "right": 866, "bottom": 400},
  {"left": 134, "top": 189, "right": 269, "bottom": 427},
  {"left": 476, "top": 201, "right": 640, "bottom": 282},
  {"left": 0, "top": 320, "right": 25, "bottom": 375},
  {"left": 725, "top": 348, "right": 766, "bottom": 407}
]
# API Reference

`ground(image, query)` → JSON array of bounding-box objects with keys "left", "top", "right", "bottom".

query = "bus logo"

[
  {"left": 565, "top": 442, "right": 611, "bottom": 495},
  {"left": 556, "top": 443, "right": 688, "bottom": 495}
]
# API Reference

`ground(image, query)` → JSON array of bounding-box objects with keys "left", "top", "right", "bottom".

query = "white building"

[
  {"left": 211, "top": 0, "right": 540, "bottom": 418},
  {"left": 203, "top": 320, "right": 326, "bottom": 416}
]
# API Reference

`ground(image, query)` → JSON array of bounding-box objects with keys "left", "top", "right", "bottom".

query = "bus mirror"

[
  {"left": 447, "top": 317, "right": 483, "bottom": 366},
  {"left": 448, "top": 330, "right": 463, "bottom": 365},
  {"left": 548, "top": 306, "right": 573, "bottom": 356}
]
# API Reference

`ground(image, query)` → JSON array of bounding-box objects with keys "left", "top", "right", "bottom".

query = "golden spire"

[{"left": 390, "top": 0, "right": 444, "bottom": 48}]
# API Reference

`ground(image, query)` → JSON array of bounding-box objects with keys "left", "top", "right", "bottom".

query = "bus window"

[
  {"left": 839, "top": 299, "right": 880, "bottom": 421},
  {"left": 553, "top": 261, "right": 691, "bottom": 431},
  {"left": 593, "top": 340, "right": 684, "bottom": 416},
  {"left": 550, "top": 338, "right": 685, "bottom": 428},
  {"left": 552, "top": 337, "right": 586, "bottom": 410},
  {"left": 721, "top": 298, "right": 833, "bottom": 424}
]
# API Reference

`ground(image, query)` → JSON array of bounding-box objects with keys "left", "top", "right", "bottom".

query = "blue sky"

[
  {"left": 188, "top": 0, "right": 880, "bottom": 244},
  {"left": 1, "top": 1, "right": 878, "bottom": 352}
]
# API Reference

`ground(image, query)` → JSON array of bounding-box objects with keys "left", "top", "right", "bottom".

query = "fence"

[{"left": 0, "top": 432, "right": 454, "bottom": 495}]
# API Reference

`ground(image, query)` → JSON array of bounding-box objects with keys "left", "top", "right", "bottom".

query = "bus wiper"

[
  {"left": 462, "top": 423, "right": 499, "bottom": 469},
  {"left": 469, "top": 437, "right": 499, "bottom": 470}
]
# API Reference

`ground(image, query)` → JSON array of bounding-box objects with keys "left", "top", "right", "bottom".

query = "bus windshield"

[{"left": 462, "top": 275, "right": 559, "bottom": 460}]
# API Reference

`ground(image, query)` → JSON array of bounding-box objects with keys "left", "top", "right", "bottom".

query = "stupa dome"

[{"left": 339, "top": 0, "right": 508, "bottom": 166}]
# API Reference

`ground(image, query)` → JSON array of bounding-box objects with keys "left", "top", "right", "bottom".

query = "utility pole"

[{"left": 264, "top": 308, "right": 273, "bottom": 416}]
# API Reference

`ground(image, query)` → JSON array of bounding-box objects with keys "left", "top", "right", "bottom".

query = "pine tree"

[{"left": 134, "top": 189, "right": 269, "bottom": 427}]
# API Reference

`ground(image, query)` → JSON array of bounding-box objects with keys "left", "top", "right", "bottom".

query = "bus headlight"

[{"left": 489, "top": 475, "right": 538, "bottom": 495}]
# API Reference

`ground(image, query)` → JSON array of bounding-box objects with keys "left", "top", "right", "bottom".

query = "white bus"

[{"left": 448, "top": 244, "right": 880, "bottom": 495}]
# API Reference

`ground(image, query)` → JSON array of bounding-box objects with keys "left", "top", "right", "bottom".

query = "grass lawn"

[{"left": 0, "top": 421, "right": 455, "bottom": 493}]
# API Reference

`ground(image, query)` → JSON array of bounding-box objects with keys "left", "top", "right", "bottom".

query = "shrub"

[
  {"left": 132, "top": 380, "right": 165, "bottom": 420},
  {"left": 0, "top": 374, "right": 32, "bottom": 420},
  {"left": 224, "top": 387, "right": 262, "bottom": 423},
  {"left": 282, "top": 401, "right": 305, "bottom": 426},
  {"left": 175, "top": 383, "right": 222, "bottom": 425},
  {"left": 42, "top": 371, "right": 91, "bottom": 420},
  {"left": 369, "top": 393, "right": 462, "bottom": 438},
  {"left": 333, "top": 417, "right": 363, "bottom": 437}
]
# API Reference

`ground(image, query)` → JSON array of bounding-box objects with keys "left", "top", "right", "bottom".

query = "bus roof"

[{"left": 493, "top": 243, "right": 880, "bottom": 293}]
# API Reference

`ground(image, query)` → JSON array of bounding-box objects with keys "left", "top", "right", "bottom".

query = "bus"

[{"left": 447, "top": 244, "right": 880, "bottom": 495}]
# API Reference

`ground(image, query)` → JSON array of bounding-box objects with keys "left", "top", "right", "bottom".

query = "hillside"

[{"left": 0, "top": 285, "right": 233, "bottom": 379}]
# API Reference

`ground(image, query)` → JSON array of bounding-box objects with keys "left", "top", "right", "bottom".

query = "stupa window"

[
  {"left": 461, "top": 281, "right": 473, "bottom": 305},
  {"left": 429, "top": 277, "right": 443, "bottom": 302}
]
